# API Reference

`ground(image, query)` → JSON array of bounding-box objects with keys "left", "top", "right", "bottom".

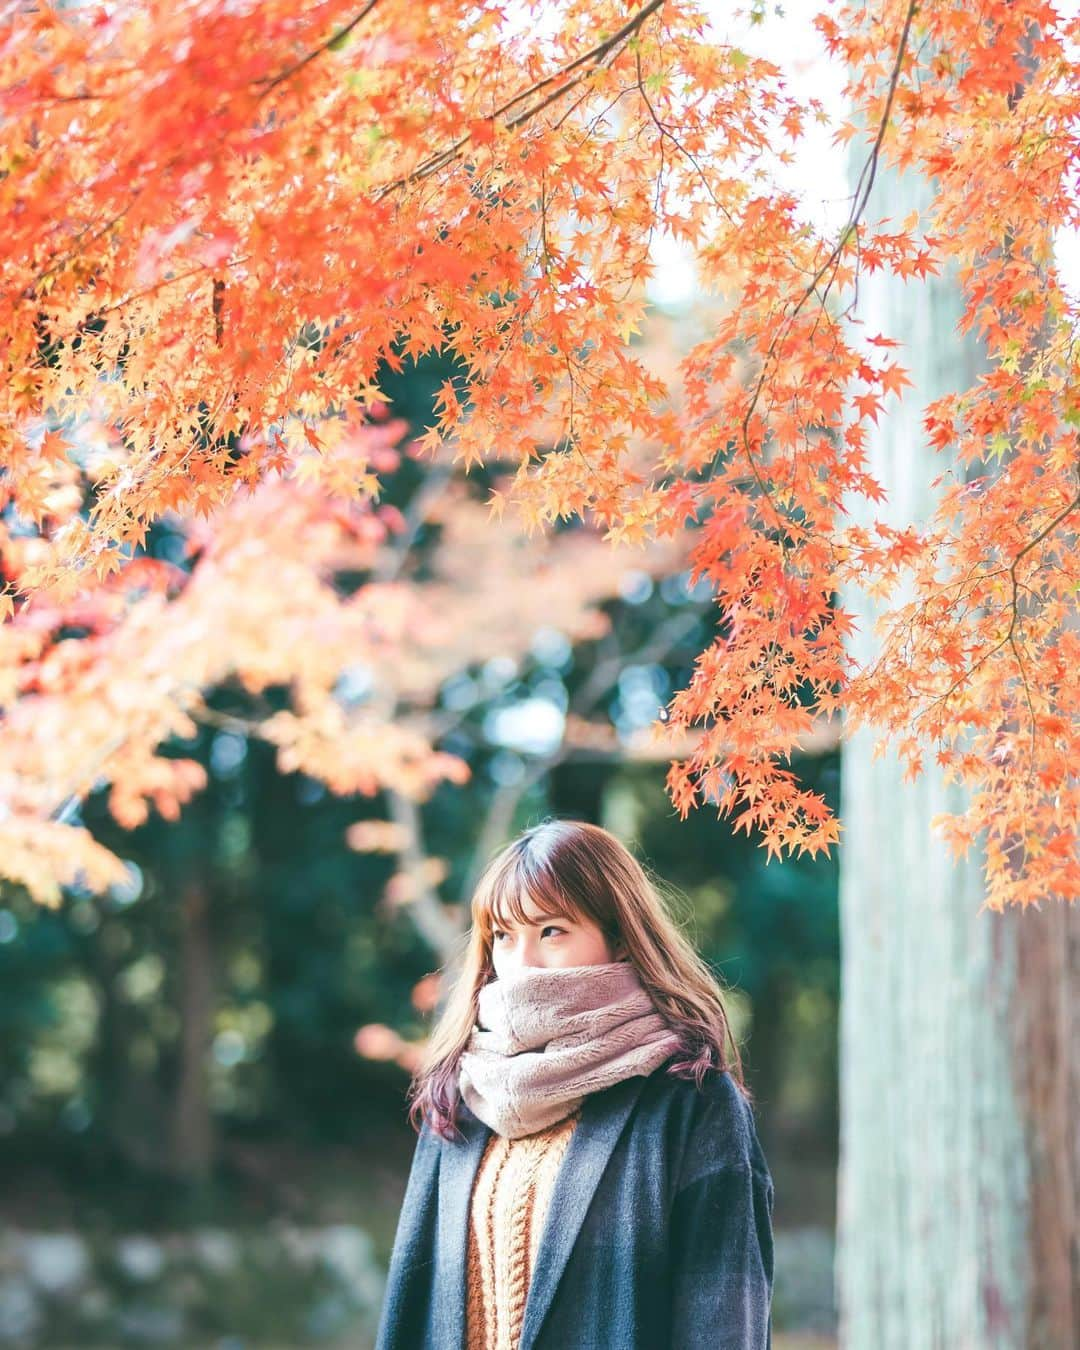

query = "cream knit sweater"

[{"left": 464, "top": 1104, "right": 581, "bottom": 1350}]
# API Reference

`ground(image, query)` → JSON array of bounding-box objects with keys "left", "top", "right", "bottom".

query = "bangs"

[{"left": 474, "top": 850, "right": 584, "bottom": 936}]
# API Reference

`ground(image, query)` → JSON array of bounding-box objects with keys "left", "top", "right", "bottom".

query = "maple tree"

[
  {"left": 1, "top": 414, "right": 703, "bottom": 907},
  {"left": 0, "top": 0, "right": 1077, "bottom": 911}
]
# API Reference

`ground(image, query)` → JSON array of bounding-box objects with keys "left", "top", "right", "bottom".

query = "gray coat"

[{"left": 375, "top": 1059, "right": 775, "bottom": 1349}]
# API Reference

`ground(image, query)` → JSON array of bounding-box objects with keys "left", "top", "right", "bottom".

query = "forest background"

[
  {"left": 0, "top": 297, "right": 843, "bottom": 1350},
  {"left": 1, "top": 0, "right": 1077, "bottom": 1345}
]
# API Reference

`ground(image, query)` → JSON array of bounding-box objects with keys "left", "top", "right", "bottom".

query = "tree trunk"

[
  {"left": 89, "top": 931, "right": 139, "bottom": 1166},
  {"left": 836, "top": 154, "right": 1079, "bottom": 1347},
  {"left": 167, "top": 876, "right": 215, "bottom": 1183}
]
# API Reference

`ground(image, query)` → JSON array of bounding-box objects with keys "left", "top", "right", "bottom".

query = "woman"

[{"left": 375, "top": 818, "right": 775, "bottom": 1350}]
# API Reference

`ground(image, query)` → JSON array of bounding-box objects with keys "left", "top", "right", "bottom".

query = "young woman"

[{"left": 375, "top": 818, "right": 775, "bottom": 1350}]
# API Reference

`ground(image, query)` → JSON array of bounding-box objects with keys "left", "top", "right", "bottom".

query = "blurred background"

[
  {"left": 0, "top": 0, "right": 858, "bottom": 1339},
  {"left": 0, "top": 315, "right": 841, "bottom": 1348}
]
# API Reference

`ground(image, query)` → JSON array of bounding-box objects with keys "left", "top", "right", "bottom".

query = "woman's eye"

[{"left": 491, "top": 927, "right": 564, "bottom": 942}]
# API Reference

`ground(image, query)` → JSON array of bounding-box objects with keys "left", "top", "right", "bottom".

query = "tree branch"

[
  {"left": 374, "top": 0, "right": 666, "bottom": 199},
  {"left": 255, "top": 0, "right": 383, "bottom": 97}
]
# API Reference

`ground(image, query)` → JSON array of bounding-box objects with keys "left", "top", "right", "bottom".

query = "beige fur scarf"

[{"left": 457, "top": 961, "right": 685, "bottom": 1139}]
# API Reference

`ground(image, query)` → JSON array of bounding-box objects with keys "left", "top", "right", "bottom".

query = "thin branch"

[
  {"left": 703, "top": 0, "right": 920, "bottom": 543},
  {"left": 500, "top": 0, "right": 665, "bottom": 125},
  {"left": 28, "top": 190, "right": 143, "bottom": 293},
  {"left": 255, "top": 0, "right": 382, "bottom": 97},
  {"left": 374, "top": 0, "right": 665, "bottom": 199},
  {"left": 458, "top": 605, "right": 704, "bottom": 901},
  {"left": 372, "top": 463, "right": 456, "bottom": 583},
  {"left": 386, "top": 789, "right": 464, "bottom": 960},
  {"left": 912, "top": 465, "right": 1080, "bottom": 744}
]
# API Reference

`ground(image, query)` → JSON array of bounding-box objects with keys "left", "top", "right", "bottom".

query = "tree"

[
  {"left": 836, "top": 16, "right": 1080, "bottom": 1343},
  {"left": 0, "top": 420, "right": 696, "bottom": 905},
  {"left": 0, "top": 0, "right": 1077, "bottom": 913},
  {"left": 0, "top": 426, "right": 720, "bottom": 1172}
]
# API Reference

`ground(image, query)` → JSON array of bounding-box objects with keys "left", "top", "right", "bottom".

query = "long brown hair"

[{"left": 406, "top": 818, "right": 750, "bottom": 1140}]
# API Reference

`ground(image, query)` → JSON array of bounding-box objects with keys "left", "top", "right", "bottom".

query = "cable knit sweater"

[{"left": 465, "top": 1104, "right": 582, "bottom": 1350}]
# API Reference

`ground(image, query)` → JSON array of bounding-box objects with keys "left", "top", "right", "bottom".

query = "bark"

[
  {"left": 1010, "top": 900, "right": 1080, "bottom": 1346},
  {"left": 836, "top": 148, "right": 1079, "bottom": 1348}
]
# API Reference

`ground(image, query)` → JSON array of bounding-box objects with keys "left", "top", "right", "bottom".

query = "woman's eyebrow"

[{"left": 492, "top": 911, "right": 571, "bottom": 929}]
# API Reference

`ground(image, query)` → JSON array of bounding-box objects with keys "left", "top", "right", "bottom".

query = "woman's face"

[{"left": 489, "top": 893, "right": 625, "bottom": 978}]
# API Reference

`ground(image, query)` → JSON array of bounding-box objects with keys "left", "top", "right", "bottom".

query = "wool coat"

[{"left": 374, "top": 1058, "right": 775, "bottom": 1350}]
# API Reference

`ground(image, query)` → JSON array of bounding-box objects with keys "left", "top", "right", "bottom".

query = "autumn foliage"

[{"left": 0, "top": 0, "right": 1077, "bottom": 911}]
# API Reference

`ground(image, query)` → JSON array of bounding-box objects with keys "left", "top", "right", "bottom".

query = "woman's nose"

[{"left": 502, "top": 941, "right": 543, "bottom": 970}]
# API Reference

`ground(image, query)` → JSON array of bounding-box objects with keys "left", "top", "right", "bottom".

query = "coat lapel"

[
  {"left": 436, "top": 1074, "right": 650, "bottom": 1350},
  {"left": 436, "top": 1102, "right": 492, "bottom": 1350},
  {"left": 518, "top": 1073, "right": 650, "bottom": 1350}
]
